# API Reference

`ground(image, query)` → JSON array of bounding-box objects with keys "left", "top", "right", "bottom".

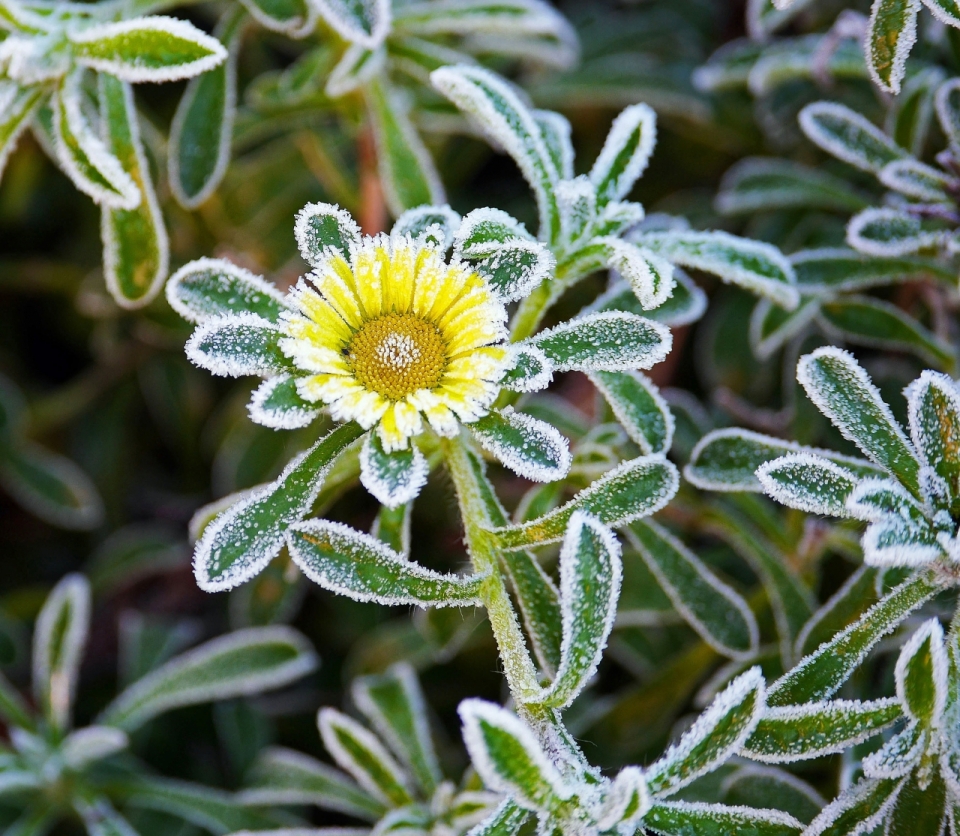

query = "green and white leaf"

[
  {"left": 589, "top": 103, "right": 656, "bottom": 206},
  {"left": 866, "top": 0, "right": 919, "bottom": 94},
  {"left": 470, "top": 408, "right": 571, "bottom": 483},
  {"left": 294, "top": 202, "right": 362, "bottom": 265},
  {"left": 757, "top": 453, "right": 861, "bottom": 517},
  {"left": 360, "top": 432, "right": 428, "bottom": 508},
  {"left": 166, "top": 257, "right": 292, "bottom": 323},
  {"left": 314, "top": 0, "right": 390, "bottom": 48},
  {"left": 895, "top": 617, "right": 947, "bottom": 725},
  {"left": 846, "top": 208, "right": 950, "bottom": 257},
  {"left": 588, "top": 370, "right": 673, "bottom": 455},
  {"left": 248, "top": 376, "right": 321, "bottom": 430},
  {"left": 185, "top": 313, "right": 294, "bottom": 377},
  {"left": 799, "top": 101, "right": 907, "bottom": 173}
]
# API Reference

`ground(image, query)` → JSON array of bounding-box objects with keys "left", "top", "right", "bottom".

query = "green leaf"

[
  {"left": 722, "top": 765, "right": 824, "bottom": 824},
  {"left": 501, "top": 547, "right": 562, "bottom": 675},
  {"left": 318, "top": 707, "right": 414, "bottom": 806},
  {"left": 169, "top": 7, "right": 245, "bottom": 209},
  {"left": 799, "top": 101, "right": 907, "bottom": 173},
  {"left": 241, "top": 746, "right": 384, "bottom": 820},
  {"left": 32, "top": 573, "right": 90, "bottom": 730},
  {"left": 238, "top": 0, "right": 312, "bottom": 35},
  {"left": 487, "top": 455, "right": 679, "bottom": 549},
  {"left": 534, "top": 109, "right": 574, "bottom": 181},
  {"left": 637, "top": 229, "right": 798, "bottom": 310},
  {"left": 685, "top": 428, "right": 883, "bottom": 492},
  {"left": 353, "top": 663, "right": 441, "bottom": 794},
  {"left": 796, "top": 565, "right": 878, "bottom": 659},
  {"left": 360, "top": 431, "right": 428, "bottom": 508},
  {"left": 936, "top": 76, "right": 960, "bottom": 145},
  {"left": 294, "top": 202, "right": 362, "bottom": 265},
  {"left": 797, "top": 347, "right": 923, "bottom": 496},
  {"left": 100, "top": 626, "right": 318, "bottom": 731},
  {"left": 629, "top": 520, "right": 758, "bottom": 659},
  {"left": 906, "top": 371, "right": 960, "bottom": 502},
  {"left": 643, "top": 801, "right": 803, "bottom": 836},
  {"left": 52, "top": 72, "right": 139, "bottom": 210},
  {"left": 895, "top": 618, "right": 947, "bottom": 724},
  {"left": 185, "top": 314, "right": 295, "bottom": 377},
  {"left": 0, "top": 81, "right": 43, "bottom": 181},
  {"left": 803, "top": 777, "right": 903, "bottom": 836},
  {"left": 459, "top": 699, "right": 569, "bottom": 812},
  {"left": 166, "top": 257, "right": 292, "bottom": 324},
  {"left": 75, "top": 798, "right": 139, "bottom": 836},
  {"left": 885, "top": 769, "right": 947, "bottom": 836},
  {"left": 879, "top": 158, "right": 953, "bottom": 201},
  {"left": 846, "top": 208, "right": 949, "bottom": 257},
  {"left": 326, "top": 42, "right": 384, "bottom": 97},
  {"left": 365, "top": 77, "right": 443, "bottom": 216},
  {"left": 589, "top": 103, "right": 656, "bottom": 206},
  {"left": 371, "top": 502, "right": 411, "bottom": 554},
  {"left": 743, "top": 698, "right": 902, "bottom": 763},
  {"left": 749, "top": 297, "right": 819, "bottom": 360},
  {"left": 0, "top": 441, "right": 104, "bottom": 530},
  {"left": 470, "top": 409, "right": 571, "bottom": 483},
  {"left": 588, "top": 370, "right": 673, "bottom": 455},
  {"left": 0, "top": 669, "right": 34, "bottom": 730},
  {"left": 792, "top": 248, "right": 955, "bottom": 293},
  {"left": 97, "top": 74, "right": 168, "bottom": 308},
  {"left": 524, "top": 513, "right": 621, "bottom": 709},
  {"left": 756, "top": 453, "right": 860, "bottom": 517},
  {"left": 69, "top": 16, "right": 227, "bottom": 83},
  {"left": 288, "top": 518, "right": 484, "bottom": 606},
  {"left": 531, "top": 312, "right": 671, "bottom": 373},
  {"left": 249, "top": 375, "right": 321, "bottom": 430},
  {"left": 502, "top": 345, "right": 553, "bottom": 393},
  {"left": 391, "top": 204, "right": 461, "bottom": 248},
  {"left": 431, "top": 65, "right": 560, "bottom": 241},
  {"left": 588, "top": 271, "right": 707, "bottom": 329},
  {"left": 314, "top": 0, "right": 390, "bottom": 48},
  {"left": 466, "top": 800, "right": 530, "bottom": 836},
  {"left": 645, "top": 667, "right": 764, "bottom": 797},
  {"left": 866, "top": 0, "right": 919, "bottom": 94},
  {"left": 768, "top": 569, "right": 944, "bottom": 706},
  {"left": 818, "top": 295, "right": 955, "bottom": 371},
  {"left": 716, "top": 157, "right": 869, "bottom": 215}
]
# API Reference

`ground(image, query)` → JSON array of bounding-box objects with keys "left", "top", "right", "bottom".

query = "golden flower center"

[{"left": 347, "top": 312, "right": 447, "bottom": 400}]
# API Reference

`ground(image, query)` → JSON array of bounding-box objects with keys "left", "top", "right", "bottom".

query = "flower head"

[{"left": 280, "top": 232, "right": 509, "bottom": 452}]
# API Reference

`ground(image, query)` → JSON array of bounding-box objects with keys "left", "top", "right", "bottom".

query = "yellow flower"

[{"left": 279, "top": 234, "right": 510, "bottom": 452}]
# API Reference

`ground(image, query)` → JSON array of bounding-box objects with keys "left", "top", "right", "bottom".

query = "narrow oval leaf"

[
  {"left": 531, "top": 311, "right": 672, "bottom": 373},
  {"left": 767, "top": 568, "right": 944, "bottom": 706},
  {"left": 742, "top": 698, "right": 902, "bottom": 763},
  {"left": 69, "top": 17, "right": 227, "bottom": 83},
  {"left": 169, "top": 7, "right": 244, "bottom": 209},
  {"left": 757, "top": 453, "right": 860, "bottom": 517},
  {"left": 846, "top": 207, "right": 949, "bottom": 257},
  {"left": 470, "top": 409, "right": 571, "bottom": 483},
  {"left": 601, "top": 238, "right": 676, "bottom": 311},
  {"left": 60, "top": 726, "right": 129, "bottom": 769},
  {"left": 524, "top": 513, "right": 621, "bottom": 709},
  {"left": 288, "top": 519, "right": 484, "bottom": 607},
  {"left": 799, "top": 101, "right": 907, "bottom": 173},
  {"left": 185, "top": 313, "right": 294, "bottom": 377},
  {"left": 166, "top": 257, "right": 292, "bottom": 323},
  {"left": 75, "top": 799, "right": 139, "bottom": 836},
  {"left": 100, "top": 626, "right": 317, "bottom": 731},
  {"left": 866, "top": 0, "right": 919, "bottom": 94},
  {"left": 637, "top": 229, "right": 798, "bottom": 310},
  {"left": 895, "top": 617, "right": 948, "bottom": 724},
  {"left": 487, "top": 455, "right": 679, "bottom": 549},
  {"left": 248, "top": 375, "right": 321, "bottom": 429},
  {"left": 879, "top": 158, "right": 953, "bottom": 201},
  {"left": 501, "top": 345, "right": 554, "bottom": 393},
  {"left": 98, "top": 74, "right": 168, "bottom": 308},
  {"left": 792, "top": 248, "right": 954, "bottom": 293},
  {"left": 318, "top": 707, "right": 413, "bottom": 806},
  {"left": 629, "top": 520, "right": 759, "bottom": 659},
  {"left": 588, "top": 370, "right": 674, "bottom": 455},
  {"left": 797, "top": 347, "right": 922, "bottom": 495},
  {"left": 359, "top": 431, "right": 428, "bottom": 508},
  {"left": 645, "top": 667, "right": 765, "bottom": 797},
  {"left": 464, "top": 239, "right": 555, "bottom": 303},
  {"left": 906, "top": 371, "right": 960, "bottom": 495},
  {"left": 936, "top": 76, "right": 960, "bottom": 145},
  {"left": 193, "top": 423, "right": 365, "bottom": 591},
  {"left": 643, "top": 801, "right": 802, "bottom": 836},
  {"left": 392, "top": 204, "right": 461, "bottom": 249},
  {"left": 314, "top": 0, "right": 390, "bottom": 48},
  {"left": 589, "top": 103, "right": 657, "bottom": 206},
  {"left": 238, "top": 0, "right": 312, "bottom": 36},
  {"left": 803, "top": 777, "right": 903, "bottom": 836},
  {"left": 32, "top": 573, "right": 90, "bottom": 730},
  {"left": 0, "top": 81, "right": 43, "bottom": 181}
]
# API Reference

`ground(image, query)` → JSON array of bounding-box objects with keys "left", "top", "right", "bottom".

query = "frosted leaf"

[
  {"left": 522, "top": 512, "right": 621, "bottom": 709},
  {"left": 592, "top": 200, "right": 645, "bottom": 240},
  {"left": 797, "top": 347, "right": 922, "bottom": 495},
  {"left": 645, "top": 667, "right": 765, "bottom": 797},
  {"left": 742, "top": 698, "right": 902, "bottom": 763},
  {"left": 636, "top": 229, "right": 798, "bottom": 310},
  {"left": 846, "top": 207, "right": 949, "bottom": 257},
  {"left": 287, "top": 518, "right": 484, "bottom": 607},
  {"left": 878, "top": 158, "right": 954, "bottom": 202},
  {"left": 486, "top": 455, "right": 679, "bottom": 549},
  {"left": 193, "top": 423, "right": 364, "bottom": 591},
  {"left": 75, "top": 799, "right": 139, "bottom": 836},
  {"left": 185, "top": 313, "right": 293, "bottom": 378},
  {"left": 596, "top": 766, "right": 649, "bottom": 832},
  {"left": 531, "top": 311, "right": 672, "bottom": 373},
  {"left": 757, "top": 453, "right": 861, "bottom": 517},
  {"left": 248, "top": 376, "right": 321, "bottom": 430},
  {"left": 313, "top": 0, "right": 391, "bottom": 48},
  {"left": 555, "top": 176, "right": 596, "bottom": 247},
  {"left": 845, "top": 478, "right": 929, "bottom": 525},
  {"left": 749, "top": 297, "right": 819, "bottom": 361},
  {"left": 353, "top": 663, "right": 441, "bottom": 794},
  {"left": 32, "top": 573, "right": 90, "bottom": 730},
  {"left": 431, "top": 66, "right": 560, "bottom": 240},
  {"left": 905, "top": 371, "right": 960, "bottom": 495},
  {"left": 166, "top": 257, "right": 291, "bottom": 324},
  {"left": 799, "top": 101, "right": 907, "bottom": 174},
  {"left": 0, "top": 82, "right": 43, "bottom": 183},
  {"left": 465, "top": 239, "right": 555, "bottom": 303},
  {"left": 470, "top": 408, "right": 570, "bottom": 483},
  {"left": 589, "top": 103, "right": 657, "bottom": 206},
  {"left": 642, "top": 801, "right": 803, "bottom": 836},
  {"left": 295, "top": 202, "right": 362, "bottom": 265},
  {"left": 791, "top": 247, "right": 955, "bottom": 294},
  {"left": 533, "top": 109, "right": 574, "bottom": 181},
  {"left": 60, "top": 726, "right": 129, "bottom": 770},
  {"left": 865, "top": 0, "right": 919, "bottom": 93},
  {"left": 767, "top": 570, "right": 944, "bottom": 706},
  {"left": 628, "top": 519, "right": 759, "bottom": 660},
  {"left": 461, "top": 799, "right": 530, "bottom": 836},
  {"left": 589, "top": 271, "right": 705, "bottom": 330},
  {"left": 237, "top": 0, "right": 315, "bottom": 36},
  {"left": 588, "top": 370, "right": 674, "bottom": 456},
  {"left": 795, "top": 565, "right": 878, "bottom": 659},
  {"left": 238, "top": 746, "right": 383, "bottom": 819},
  {"left": 803, "top": 777, "right": 904, "bottom": 836},
  {"left": 862, "top": 722, "right": 925, "bottom": 778},
  {"left": 68, "top": 17, "right": 228, "bottom": 83},
  {"left": 359, "top": 432, "right": 428, "bottom": 508},
  {"left": 318, "top": 708, "right": 413, "bottom": 806},
  {"left": 685, "top": 427, "right": 883, "bottom": 493},
  {"left": 391, "top": 204, "right": 461, "bottom": 249},
  {"left": 935, "top": 77, "right": 960, "bottom": 146},
  {"left": 599, "top": 238, "right": 675, "bottom": 311},
  {"left": 500, "top": 344, "right": 554, "bottom": 393},
  {"left": 895, "top": 618, "right": 948, "bottom": 725},
  {"left": 99, "top": 626, "right": 318, "bottom": 732},
  {"left": 458, "top": 699, "right": 571, "bottom": 811},
  {"left": 325, "top": 43, "right": 385, "bottom": 97},
  {"left": 748, "top": 0, "right": 821, "bottom": 40},
  {"left": 52, "top": 72, "right": 140, "bottom": 210},
  {"left": 847, "top": 481, "right": 942, "bottom": 567},
  {"left": 454, "top": 207, "right": 534, "bottom": 249}
]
